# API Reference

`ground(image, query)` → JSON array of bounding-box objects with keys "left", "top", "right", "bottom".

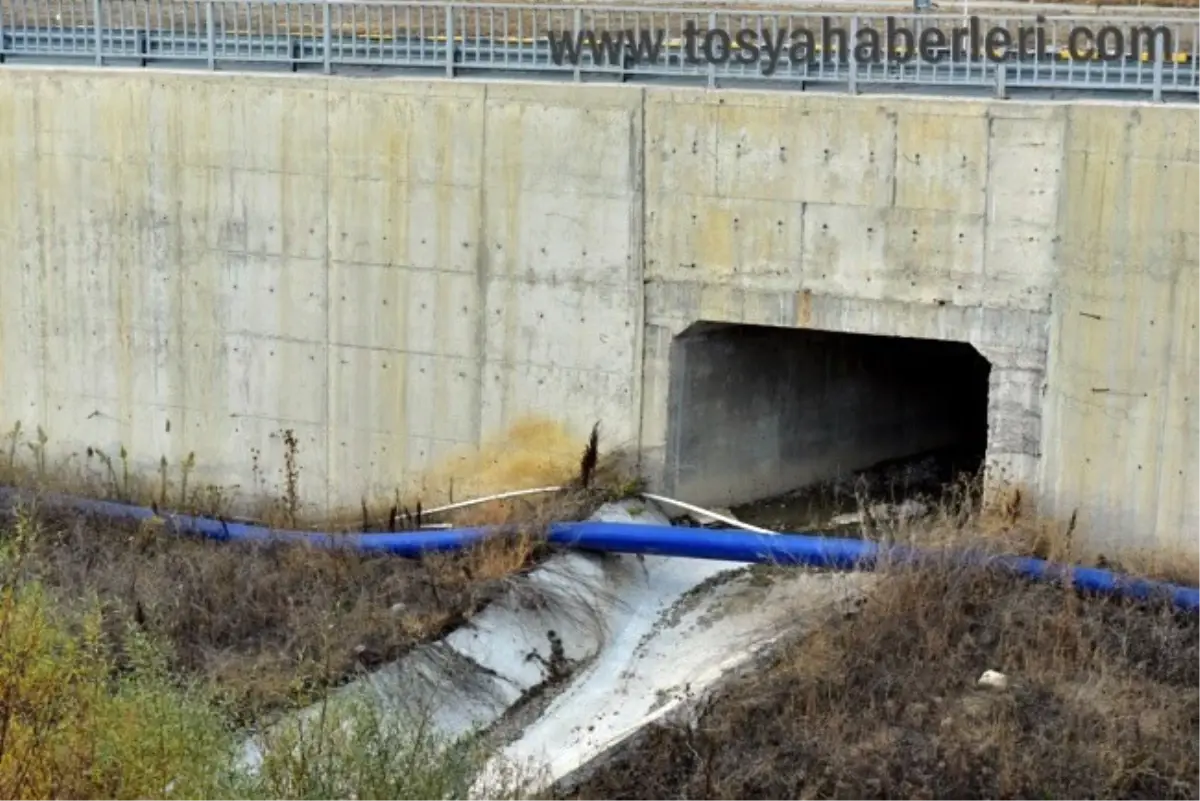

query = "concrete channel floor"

[
  {"left": 475, "top": 550, "right": 873, "bottom": 795},
  {"left": 235, "top": 499, "right": 872, "bottom": 795}
]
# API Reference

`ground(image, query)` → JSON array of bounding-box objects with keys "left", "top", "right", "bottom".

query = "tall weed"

[
  {"left": 230, "top": 696, "right": 530, "bottom": 800},
  {"left": 0, "top": 578, "right": 235, "bottom": 799}
]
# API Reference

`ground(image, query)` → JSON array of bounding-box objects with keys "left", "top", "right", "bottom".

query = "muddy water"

[{"left": 728, "top": 445, "right": 985, "bottom": 535}]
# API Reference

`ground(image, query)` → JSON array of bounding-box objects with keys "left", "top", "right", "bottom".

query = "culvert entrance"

[{"left": 663, "top": 322, "right": 991, "bottom": 513}]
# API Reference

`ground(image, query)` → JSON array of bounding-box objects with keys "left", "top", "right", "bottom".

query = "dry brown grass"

[
  {"left": 0, "top": 417, "right": 636, "bottom": 724},
  {"left": 566, "top": 491, "right": 1199, "bottom": 800},
  {"left": 788, "top": 469, "right": 1200, "bottom": 587},
  {"left": 3, "top": 513, "right": 523, "bottom": 723},
  {"left": 938, "top": 482, "right": 1199, "bottom": 587}
]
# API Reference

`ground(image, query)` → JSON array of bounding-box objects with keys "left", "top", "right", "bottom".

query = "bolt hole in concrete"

[{"left": 663, "top": 322, "right": 991, "bottom": 534}]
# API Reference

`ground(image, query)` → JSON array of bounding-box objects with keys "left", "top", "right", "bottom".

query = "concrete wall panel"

[
  {"left": 0, "top": 69, "right": 645, "bottom": 512},
  {"left": 1040, "top": 104, "right": 1199, "bottom": 557},
  {"left": 892, "top": 105, "right": 988, "bottom": 215},
  {"left": 712, "top": 99, "right": 896, "bottom": 208},
  {"left": 0, "top": 68, "right": 1194, "bottom": 558},
  {"left": 477, "top": 82, "right": 644, "bottom": 460},
  {"left": 647, "top": 196, "right": 805, "bottom": 288}
]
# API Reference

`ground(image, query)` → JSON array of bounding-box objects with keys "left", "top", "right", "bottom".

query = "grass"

[
  {"left": 239, "top": 694, "right": 534, "bottom": 800},
  {"left": 2, "top": 417, "right": 632, "bottom": 722},
  {"left": 0, "top": 566, "right": 530, "bottom": 799},
  {"left": 561, "top": 489, "right": 1200, "bottom": 800},
  {"left": 0, "top": 574, "right": 233, "bottom": 799},
  {"left": 0, "top": 416, "right": 635, "bottom": 799},
  {"left": 2, "top": 419, "right": 1196, "bottom": 800},
  {"left": 5, "top": 511, "right": 532, "bottom": 723}
]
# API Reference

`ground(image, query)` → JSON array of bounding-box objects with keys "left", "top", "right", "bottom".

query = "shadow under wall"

[{"left": 663, "top": 322, "right": 992, "bottom": 508}]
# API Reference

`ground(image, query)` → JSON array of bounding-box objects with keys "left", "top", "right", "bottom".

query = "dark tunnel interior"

[{"left": 663, "top": 322, "right": 992, "bottom": 509}]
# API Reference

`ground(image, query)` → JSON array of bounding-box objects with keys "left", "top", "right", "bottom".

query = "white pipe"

[
  {"left": 420, "top": 486, "right": 565, "bottom": 517},
  {"left": 638, "top": 492, "right": 778, "bottom": 536},
  {"left": 412, "top": 487, "right": 778, "bottom": 537}
]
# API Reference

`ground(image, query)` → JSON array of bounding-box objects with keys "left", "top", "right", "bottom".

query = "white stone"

[{"left": 977, "top": 669, "right": 1009, "bottom": 690}]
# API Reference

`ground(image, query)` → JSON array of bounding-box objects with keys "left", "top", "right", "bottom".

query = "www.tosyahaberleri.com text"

[{"left": 546, "top": 17, "right": 1175, "bottom": 76}]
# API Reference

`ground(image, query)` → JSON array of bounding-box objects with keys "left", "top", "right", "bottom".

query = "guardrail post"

[
  {"left": 706, "top": 11, "right": 716, "bottom": 89},
  {"left": 445, "top": 4, "right": 454, "bottom": 78},
  {"left": 205, "top": 1, "right": 215, "bottom": 70},
  {"left": 995, "top": 62, "right": 1007, "bottom": 99},
  {"left": 92, "top": 0, "right": 102, "bottom": 66},
  {"left": 322, "top": 2, "right": 331, "bottom": 75},
  {"left": 1152, "top": 50, "right": 1164, "bottom": 103},
  {"left": 848, "top": 16, "right": 858, "bottom": 95}
]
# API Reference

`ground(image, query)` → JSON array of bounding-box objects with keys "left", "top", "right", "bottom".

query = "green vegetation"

[
  {"left": 0, "top": 507, "right": 534, "bottom": 800},
  {"left": 0, "top": 577, "right": 229, "bottom": 798},
  {"left": 1, "top": 419, "right": 1195, "bottom": 800},
  {"left": 0, "top": 418, "right": 623, "bottom": 800}
]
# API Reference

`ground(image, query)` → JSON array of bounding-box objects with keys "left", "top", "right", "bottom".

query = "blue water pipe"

[{"left": 2, "top": 487, "right": 1196, "bottom": 613}]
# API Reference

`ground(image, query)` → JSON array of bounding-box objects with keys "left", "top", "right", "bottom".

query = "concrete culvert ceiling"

[{"left": 663, "top": 322, "right": 992, "bottom": 509}]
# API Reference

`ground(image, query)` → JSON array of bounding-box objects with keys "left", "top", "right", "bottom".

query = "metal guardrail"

[{"left": 0, "top": 0, "right": 1196, "bottom": 100}]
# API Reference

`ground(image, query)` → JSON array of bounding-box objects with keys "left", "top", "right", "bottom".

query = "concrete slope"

[
  {"left": 237, "top": 499, "right": 870, "bottom": 795},
  {"left": 475, "top": 555, "right": 872, "bottom": 794},
  {"left": 237, "top": 500, "right": 673, "bottom": 771}
]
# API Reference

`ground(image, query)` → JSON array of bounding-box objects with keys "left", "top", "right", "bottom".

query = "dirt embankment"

[
  {"left": 567, "top": 552, "right": 1199, "bottom": 800},
  {"left": 0, "top": 418, "right": 633, "bottom": 724}
]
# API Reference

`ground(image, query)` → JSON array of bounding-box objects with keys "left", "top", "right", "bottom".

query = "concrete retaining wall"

[
  {"left": 0, "top": 71, "right": 644, "bottom": 510},
  {"left": 0, "top": 66, "right": 1195, "bottom": 557},
  {"left": 635, "top": 91, "right": 1197, "bottom": 560}
]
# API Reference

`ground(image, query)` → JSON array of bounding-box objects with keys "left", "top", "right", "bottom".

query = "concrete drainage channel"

[
  {"left": 7, "top": 484, "right": 1193, "bottom": 796},
  {"left": 478, "top": 552, "right": 871, "bottom": 795},
  {"left": 235, "top": 498, "right": 873, "bottom": 796}
]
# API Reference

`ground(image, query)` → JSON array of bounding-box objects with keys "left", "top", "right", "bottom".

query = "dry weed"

[
  {"left": 0, "top": 417, "right": 637, "bottom": 724},
  {"left": 3, "top": 508, "right": 529, "bottom": 723},
  {"left": 868, "top": 479, "right": 1200, "bottom": 587},
  {"left": 570, "top": 495, "right": 1199, "bottom": 800}
]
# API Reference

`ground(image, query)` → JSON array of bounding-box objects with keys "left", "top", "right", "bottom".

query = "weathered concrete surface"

[
  {"left": 476, "top": 562, "right": 871, "bottom": 796},
  {"left": 639, "top": 92, "right": 1057, "bottom": 498},
  {"left": 0, "top": 66, "right": 1195, "bottom": 558},
  {"left": 637, "top": 92, "right": 1197, "bottom": 559},
  {"left": 0, "top": 69, "right": 644, "bottom": 510}
]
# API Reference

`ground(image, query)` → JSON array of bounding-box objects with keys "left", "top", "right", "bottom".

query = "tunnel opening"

[{"left": 663, "top": 322, "right": 992, "bottom": 527}]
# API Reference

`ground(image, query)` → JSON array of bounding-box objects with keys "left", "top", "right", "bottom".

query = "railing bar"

[{"left": 0, "top": 2, "right": 1194, "bottom": 100}]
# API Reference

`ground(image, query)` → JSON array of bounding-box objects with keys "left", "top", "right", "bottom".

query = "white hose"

[
  {"left": 412, "top": 485, "right": 777, "bottom": 537},
  {"left": 639, "top": 492, "right": 778, "bottom": 536},
  {"left": 419, "top": 486, "right": 565, "bottom": 517}
]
